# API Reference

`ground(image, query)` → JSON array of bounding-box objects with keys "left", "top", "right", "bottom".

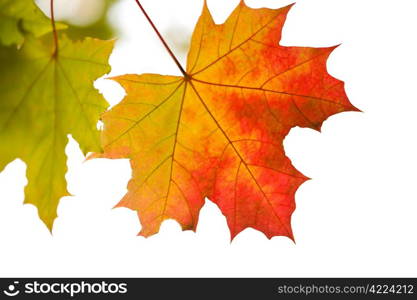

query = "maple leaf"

[
  {"left": 0, "top": 33, "right": 113, "bottom": 230},
  {"left": 97, "top": 2, "right": 357, "bottom": 240},
  {"left": 0, "top": 0, "right": 66, "bottom": 46}
]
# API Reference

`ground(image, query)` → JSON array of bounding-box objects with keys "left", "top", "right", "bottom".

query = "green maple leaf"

[
  {"left": 0, "top": 33, "right": 113, "bottom": 230},
  {"left": 0, "top": 0, "right": 66, "bottom": 46}
]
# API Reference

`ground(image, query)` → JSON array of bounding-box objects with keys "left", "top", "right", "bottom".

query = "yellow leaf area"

[
  {"left": 0, "top": 34, "right": 113, "bottom": 230},
  {"left": 0, "top": 0, "right": 66, "bottom": 46},
  {"left": 98, "top": 2, "right": 357, "bottom": 240}
]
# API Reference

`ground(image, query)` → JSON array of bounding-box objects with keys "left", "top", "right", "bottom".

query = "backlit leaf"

[
  {"left": 97, "top": 2, "right": 357, "bottom": 240},
  {"left": 0, "top": 0, "right": 66, "bottom": 46},
  {"left": 0, "top": 34, "right": 113, "bottom": 230}
]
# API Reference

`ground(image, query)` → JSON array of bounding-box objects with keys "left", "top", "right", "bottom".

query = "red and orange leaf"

[{"left": 97, "top": 2, "right": 357, "bottom": 240}]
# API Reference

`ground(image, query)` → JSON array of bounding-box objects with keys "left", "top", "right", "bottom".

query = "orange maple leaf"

[{"left": 97, "top": 2, "right": 357, "bottom": 240}]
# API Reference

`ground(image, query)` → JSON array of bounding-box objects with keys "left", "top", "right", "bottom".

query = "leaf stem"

[
  {"left": 133, "top": 0, "right": 187, "bottom": 76},
  {"left": 50, "top": 0, "right": 58, "bottom": 56}
]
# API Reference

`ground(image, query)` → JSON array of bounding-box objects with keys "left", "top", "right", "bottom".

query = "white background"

[{"left": 1, "top": 0, "right": 417, "bottom": 277}]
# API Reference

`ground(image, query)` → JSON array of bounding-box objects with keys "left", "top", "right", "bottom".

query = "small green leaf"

[
  {"left": 0, "top": 0, "right": 66, "bottom": 46},
  {"left": 0, "top": 33, "right": 114, "bottom": 229}
]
